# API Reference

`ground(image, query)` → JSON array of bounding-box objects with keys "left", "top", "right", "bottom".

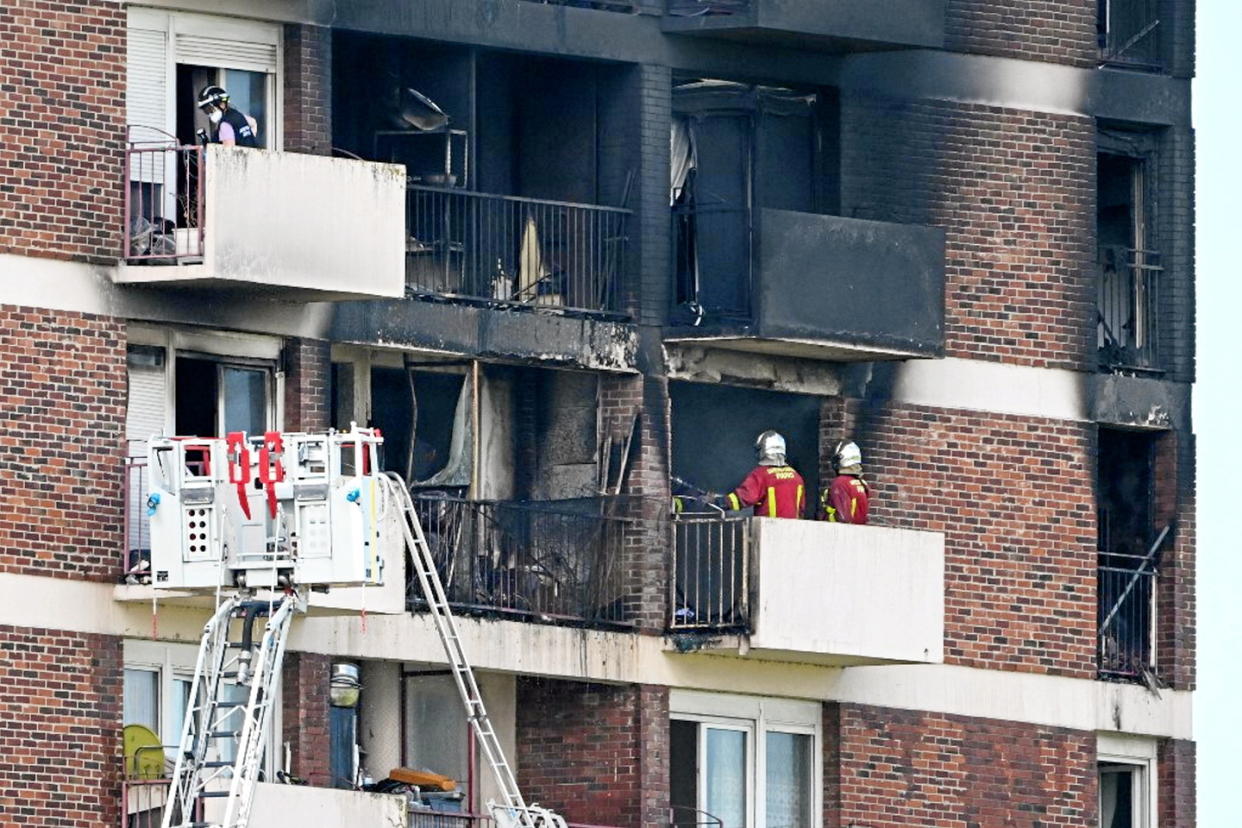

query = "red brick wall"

[
  {"left": 283, "top": 338, "right": 331, "bottom": 434},
  {"left": 842, "top": 97, "right": 1096, "bottom": 372},
  {"left": 0, "top": 625, "right": 122, "bottom": 826},
  {"left": 823, "top": 398, "right": 1098, "bottom": 678},
  {"left": 516, "top": 678, "right": 669, "bottom": 828},
  {"left": 1153, "top": 430, "right": 1196, "bottom": 690},
  {"left": 1158, "top": 738, "right": 1195, "bottom": 827},
  {"left": 0, "top": 0, "right": 125, "bottom": 263},
  {"left": 601, "top": 374, "right": 672, "bottom": 630},
  {"left": 945, "top": 0, "right": 1097, "bottom": 66},
  {"left": 281, "top": 651, "right": 332, "bottom": 787},
  {"left": 0, "top": 306, "right": 126, "bottom": 581},
  {"left": 283, "top": 24, "right": 333, "bottom": 156},
  {"left": 826, "top": 702, "right": 1097, "bottom": 827}
]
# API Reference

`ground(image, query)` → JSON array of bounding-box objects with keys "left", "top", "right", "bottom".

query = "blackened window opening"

[{"left": 1098, "top": 151, "right": 1161, "bottom": 373}]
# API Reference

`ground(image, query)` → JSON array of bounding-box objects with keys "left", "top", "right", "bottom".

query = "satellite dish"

[
  {"left": 124, "top": 723, "right": 166, "bottom": 780},
  {"left": 392, "top": 87, "right": 449, "bottom": 131}
]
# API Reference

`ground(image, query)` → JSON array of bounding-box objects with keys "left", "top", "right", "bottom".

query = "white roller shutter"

[
  {"left": 127, "top": 25, "right": 169, "bottom": 144},
  {"left": 174, "top": 35, "right": 278, "bottom": 73},
  {"left": 126, "top": 358, "right": 168, "bottom": 457}
]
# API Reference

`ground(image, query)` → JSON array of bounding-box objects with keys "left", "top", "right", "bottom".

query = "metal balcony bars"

[
  {"left": 1098, "top": 246, "right": 1162, "bottom": 372},
  {"left": 669, "top": 511, "right": 750, "bottom": 632},
  {"left": 408, "top": 493, "right": 636, "bottom": 627},
  {"left": 406, "top": 186, "right": 630, "bottom": 316},
  {"left": 1098, "top": 525, "right": 1169, "bottom": 683},
  {"left": 124, "top": 126, "right": 205, "bottom": 264}
]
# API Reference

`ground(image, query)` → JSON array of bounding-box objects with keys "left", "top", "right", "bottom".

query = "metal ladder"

[
  {"left": 382, "top": 473, "right": 565, "bottom": 828},
  {"left": 162, "top": 592, "right": 299, "bottom": 828}
]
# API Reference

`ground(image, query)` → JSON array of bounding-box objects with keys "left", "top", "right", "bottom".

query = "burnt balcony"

[
  {"left": 669, "top": 514, "right": 943, "bottom": 665},
  {"left": 668, "top": 206, "right": 945, "bottom": 361},
  {"left": 408, "top": 494, "right": 641, "bottom": 629},
  {"left": 406, "top": 186, "right": 630, "bottom": 318},
  {"left": 663, "top": 0, "right": 945, "bottom": 51},
  {"left": 1098, "top": 0, "right": 1164, "bottom": 70},
  {"left": 117, "top": 136, "right": 406, "bottom": 298},
  {"left": 1098, "top": 245, "right": 1163, "bottom": 374}
]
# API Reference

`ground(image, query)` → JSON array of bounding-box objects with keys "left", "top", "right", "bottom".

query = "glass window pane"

[
  {"left": 169, "top": 677, "right": 193, "bottom": 747},
  {"left": 124, "top": 668, "right": 160, "bottom": 733},
  {"left": 221, "top": 367, "right": 267, "bottom": 435},
  {"left": 765, "top": 732, "right": 812, "bottom": 828},
  {"left": 223, "top": 69, "right": 269, "bottom": 148},
  {"left": 706, "top": 728, "right": 747, "bottom": 828}
]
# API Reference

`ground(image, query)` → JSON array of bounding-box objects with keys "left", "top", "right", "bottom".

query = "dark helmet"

[{"left": 196, "top": 85, "right": 229, "bottom": 111}]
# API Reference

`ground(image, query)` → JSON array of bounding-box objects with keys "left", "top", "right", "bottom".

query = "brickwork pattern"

[
  {"left": 636, "top": 65, "right": 672, "bottom": 325},
  {"left": 842, "top": 97, "right": 1096, "bottom": 372},
  {"left": 945, "top": 0, "right": 1097, "bottom": 67},
  {"left": 0, "top": 0, "right": 125, "bottom": 263},
  {"left": 0, "top": 625, "right": 122, "bottom": 826},
  {"left": 601, "top": 373, "right": 672, "bottom": 629},
  {"left": 283, "top": 24, "right": 333, "bottom": 156},
  {"left": 281, "top": 651, "right": 332, "bottom": 787},
  {"left": 0, "top": 306, "right": 126, "bottom": 580},
  {"left": 1153, "top": 430, "right": 1195, "bottom": 690},
  {"left": 825, "top": 702, "right": 1097, "bottom": 827},
  {"left": 822, "top": 398, "right": 1098, "bottom": 678},
  {"left": 1158, "top": 738, "right": 1196, "bottom": 827},
  {"left": 283, "top": 338, "right": 330, "bottom": 434},
  {"left": 516, "top": 678, "right": 668, "bottom": 828}
]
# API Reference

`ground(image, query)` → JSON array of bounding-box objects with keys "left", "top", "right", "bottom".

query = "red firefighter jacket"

[
  {"left": 822, "top": 474, "right": 869, "bottom": 524},
  {"left": 726, "top": 465, "right": 805, "bottom": 518}
]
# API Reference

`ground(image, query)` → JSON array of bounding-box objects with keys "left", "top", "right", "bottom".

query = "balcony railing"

[
  {"left": 409, "top": 811, "right": 623, "bottom": 828},
  {"left": 1098, "top": 551, "right": 1157, "bottom": 682},
  {"left": 406, "top": 186, "right": 630, "bottom": 317},
  {"left": 669, "top": 512, "right": 750, "bottom": 631},
  {"left": 124, "top": 131, "right": 205, "bottom": 264},
  {"left": 408, "top": 494, "right": 638, "bottom": 627},
  {"left": 1099, "top": 0, "right": 1163, "bottom": 68},
  {"left": 121, "top": 748, "right": 183, "bottom": 828},
  {"left": 1098, "top": 245, "right": 1162, "bottom": 373},
  {"left": 522, "top": 0, "right": 638, "bottom": 10},
  {"left": 122, "top": 456, "right": 153, "bottom": 584}
]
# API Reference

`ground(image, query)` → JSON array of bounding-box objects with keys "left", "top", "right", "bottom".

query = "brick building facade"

[{"left": 0, "top": 0, "right": 1195, "bottom": 826}]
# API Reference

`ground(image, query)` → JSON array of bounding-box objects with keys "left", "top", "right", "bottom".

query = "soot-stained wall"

[{"left": 670, "top": 381, "right": 821, "bottom": 503}]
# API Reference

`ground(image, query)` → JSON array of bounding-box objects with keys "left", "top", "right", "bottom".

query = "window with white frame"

[
  {"left": 124, "top": 639, "right": 281, "bottom": 775},
  {"left": 670, "top": 691, "right": 820, "bottom": 828},
  {"left": 1098, "top": 734, "right": 1158, "bottom": 828}
]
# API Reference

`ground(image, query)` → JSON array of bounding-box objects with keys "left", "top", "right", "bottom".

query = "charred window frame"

[{"left": 1097, "top": 127, "right": 1165, "bottom": 375}]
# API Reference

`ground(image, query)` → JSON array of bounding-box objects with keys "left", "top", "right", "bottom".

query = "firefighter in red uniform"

[
  {"left": 821, "top": 440, "right": 869, "bottom": 524},
  {"left": 721, "top": 430, "right": 805, "bottom": 518}
]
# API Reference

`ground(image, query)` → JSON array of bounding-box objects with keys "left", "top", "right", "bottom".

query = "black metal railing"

[
  {"left": 1098, "top": 552, "right": 1157, "bottom": 681},
  {"left": 406, "top": 186, "right": 630, "bottom": 316},
  {"left": 1099, "top": 0, "right": 1163, "bottom": 68},
  {"left": 1098, "top": 245, "right": 1162, "bottom": 373},
  {"left": 408, "top": 494, "right": 637, "bottom": 627},
  {"left": 669, "top": 512, "right": 750, "bottom": 631}
]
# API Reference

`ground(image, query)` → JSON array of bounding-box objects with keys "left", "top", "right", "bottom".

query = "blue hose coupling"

[
  {"left": 346, "top": 488, "right": 361, "bottom": 503},
  {"left": 146, "top": 492, "right": 161, "bottom": 516}
]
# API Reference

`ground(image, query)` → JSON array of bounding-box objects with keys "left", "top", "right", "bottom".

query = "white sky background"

[{"left": 1193, "top": 1, "right": 1240, "bottom": 822}]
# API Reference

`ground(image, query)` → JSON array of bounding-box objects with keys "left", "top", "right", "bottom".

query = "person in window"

[
  {"left": 196, "top": 85, "right": 258, "bottom": 148},
  {"left": 820, "top": 440, "right": 870, "bottom": 524},
  {"left": 719, "top": 430, "right": 805, "bottom": 519}
]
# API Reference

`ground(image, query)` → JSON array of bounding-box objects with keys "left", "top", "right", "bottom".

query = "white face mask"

[{"left": 208, "top": 109, "right": 223, "bottom": 125}]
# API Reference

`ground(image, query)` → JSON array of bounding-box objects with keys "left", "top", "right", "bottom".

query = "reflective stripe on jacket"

[
  {"left": 822, "top": 474, "right": 869, "bottom": 524},
  {"left": 726, "top": 465, "right": 805, "bottom": 519}
]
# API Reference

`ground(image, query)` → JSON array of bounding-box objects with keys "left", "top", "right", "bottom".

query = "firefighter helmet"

[
  {"left": 834, "top": 440, "right": 863, "bottom": 473},
  {"left": 755, "top": 430, "right": 787, "bottom": 466},
  {"left": 196, "top": 84, "right": 230, "bottom": 111}
]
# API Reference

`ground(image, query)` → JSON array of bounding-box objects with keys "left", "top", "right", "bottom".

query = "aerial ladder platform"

[{"left": 144, "top": 427, "right": 561, "bottom": 828}]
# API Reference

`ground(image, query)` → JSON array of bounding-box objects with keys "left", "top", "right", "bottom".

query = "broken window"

[
  {"left": 1098, "top": 0, "right": 1163, "bottom": 68},
  {"left": 671, "top": 79, "right": 837, "bottom": 324},
  {"left": 1097, "top": 149, "right": 1161, "bottom": 372},
  {"left": 368, "top": 361, "right": 471, "bottom": 488},
  {"left": 1097, "top": 427, "right": 1166, "bottom": 682}
]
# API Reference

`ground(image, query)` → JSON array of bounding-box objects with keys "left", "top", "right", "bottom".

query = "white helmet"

[
  {"left": 755, "top": 430, "right": 786, "bottom": 466},
  {"left": 834, "top": 440, "right": 862, "bottom": 473}
]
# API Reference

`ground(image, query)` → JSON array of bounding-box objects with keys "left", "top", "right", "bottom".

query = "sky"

[{"left": 1191, "top": 1, "right": 1240, "bottom": 822}]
